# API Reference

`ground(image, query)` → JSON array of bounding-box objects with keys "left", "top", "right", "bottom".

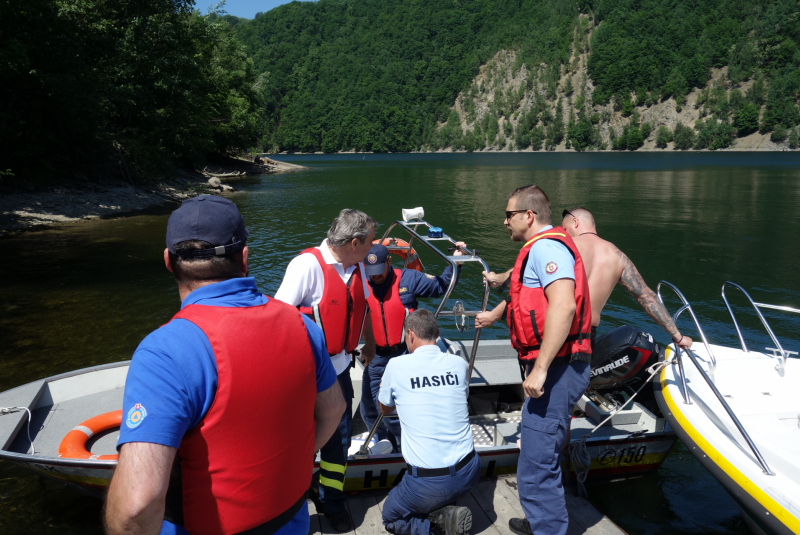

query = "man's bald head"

[{"left": 562, "top": 206, "right": 596, "bottom": 237}]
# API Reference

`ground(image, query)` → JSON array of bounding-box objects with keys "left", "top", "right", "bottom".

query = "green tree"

[
  {"left": 734, "top": 103, "right": 760, "bottom": 135},
  {"left": 655, "top": 126, "right": 673, "bottom": 148},
  {"left": 789, "top": 128, "right": 799, "bottom": 149},
  {"left": 626, "top": 127, "right": 644, "bottom": 150},
  {"left": 661, "top": 68, "right": 689, "bottom": 101},
  {"left": 673, "top": 122, "right": 695, "bottom": 150},
  {"left": 771, "top": 124, "right": 788, "bottom": 143}
]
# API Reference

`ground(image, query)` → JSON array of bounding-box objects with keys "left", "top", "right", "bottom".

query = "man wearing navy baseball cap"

[
  {"left": 106, "top": 195, "right": 346, "bottom": 535},
  {"left": 359, "top": 240, "right": 467, "bottom": 451}
]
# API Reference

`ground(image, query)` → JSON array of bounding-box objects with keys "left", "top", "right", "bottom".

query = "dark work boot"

[
  {"left": 508, "top": 517, "right": 534, "bottom": 535},
  {"left": 429, "top": 505, "right": 472, "bottom": 535},
  {"left": 326, "top": 510, "right": 353, "bottom": 532}
]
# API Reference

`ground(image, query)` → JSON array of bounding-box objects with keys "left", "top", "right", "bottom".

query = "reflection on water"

[{"left": 1, "top": 152, "right": 799, "bottom": 533}]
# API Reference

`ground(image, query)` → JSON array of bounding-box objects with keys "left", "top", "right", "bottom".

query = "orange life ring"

[
  {"left": 373, "top": 238, "right": 423, "bottom": 272},
  {"left": 58, "top": 410, "right": 122, "bottom": 461}
]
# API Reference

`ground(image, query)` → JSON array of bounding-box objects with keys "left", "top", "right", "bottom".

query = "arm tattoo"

[{"left": 617, "top": 251, "right": 680, "bottom": 339}]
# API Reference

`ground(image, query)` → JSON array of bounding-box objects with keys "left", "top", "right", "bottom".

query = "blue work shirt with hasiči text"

[
  {"left": 523, "top": 225, "right": 575, "bottom": 289},
  {"left": 117, "top": 277, "right": 334, "bottom": 535},
  {"left": 378, "top": 344, "right": 473, "bottom": 469}
]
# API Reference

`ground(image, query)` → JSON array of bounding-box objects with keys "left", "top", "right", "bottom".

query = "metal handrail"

[
  {"left": 356, "top": 217, "right": 491, "bottom": 458},
  {"left": 659, "top": 281, "right": 773, "bottom": 476},
  {"left": 721, "top": 282, "right": 788, "bottom": 371},
  {"left": 656, "top": 281, "right": 717, "bottom": 372},
  {"left": 753, "top": 303, "right": 800, "bottom": 315},
  {"left": 380, "top": 218, "right": 492, "bottom": 383},
  {"left": 671, "top": 343, "right": 774, "bottom": 476}
]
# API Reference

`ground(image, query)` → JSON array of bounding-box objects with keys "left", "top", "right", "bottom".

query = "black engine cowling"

[{"left": 590, "top": 325, "right": 661, "bottom": 391}]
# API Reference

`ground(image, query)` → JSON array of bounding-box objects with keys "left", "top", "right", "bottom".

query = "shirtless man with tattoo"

[{"left": 483, "top": 207, "right": 693, "bottom": 350}]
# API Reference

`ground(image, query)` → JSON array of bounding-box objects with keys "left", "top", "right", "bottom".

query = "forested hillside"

[
  {"left": 230, "top": 0, "right": 579, "bottom": 152},
  {"left": 1, "top": 0, "right": 264, "bottom": 183},
  {"left": 3, "top": 0, "right": 800, "bottom": 183},
  {"left": 231, "top": 0, "right": 800, "bottom": 153}
]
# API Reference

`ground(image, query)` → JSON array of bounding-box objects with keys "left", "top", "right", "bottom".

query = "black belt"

[
  {"left": 376, "top": 343, "right": 406, "bottom": 356},
  {"left": 407, "top": 450, "right": 475, "bottom": 478}
]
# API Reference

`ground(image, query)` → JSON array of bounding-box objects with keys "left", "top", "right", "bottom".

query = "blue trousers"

[
  {"left": 359, "top": 349, "right": 404, "bottom": 448},
  {"left": 518, "top": 360, "right": 589, "bottom": 535},
  {"left": 382, "top": 453, "right": 482, "bottom": 535},
  {"left": 318, "top": 368, "right": 353, "bottom": 514}
]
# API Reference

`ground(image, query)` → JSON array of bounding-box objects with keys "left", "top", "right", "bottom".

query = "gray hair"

[
  {"left": 404, "top": 309, "right": 440, "bottom": 342},
  {"left": 327, "top": 209, "right": 378, "bottom": 248}
]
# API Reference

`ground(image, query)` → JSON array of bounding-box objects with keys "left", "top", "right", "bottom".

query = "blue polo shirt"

[
  {"left": 118, "top": 277, "right": 334, "bottom": 535},
  {"left": 378, "top": 345, "right": 473, "bottom": 468},
  {"left": 524, "top": 225, "right": 575, "bottom": 289}
]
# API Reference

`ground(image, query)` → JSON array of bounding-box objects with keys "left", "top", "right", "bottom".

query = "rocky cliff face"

[{"left": 436, "top": 15, "right": 793, "bottom": 152}]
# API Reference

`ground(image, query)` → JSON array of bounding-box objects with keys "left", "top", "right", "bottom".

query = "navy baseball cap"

[
  {"left": 364, "top": 244, "right": 390, "bottom": 276},
  {"left": 166, "top": 195, "right": 249, "bottom": 258}
]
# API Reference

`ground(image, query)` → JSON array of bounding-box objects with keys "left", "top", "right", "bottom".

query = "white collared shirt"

[{"left": 275, "top": 239, "right": 369, "bottom": 374}]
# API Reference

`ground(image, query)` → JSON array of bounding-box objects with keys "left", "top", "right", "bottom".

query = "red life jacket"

[
  {"left": 171, "top": 299, "right": 316, "bottom": 535},
  {"left": 508, "top": 226, "right": 592, "bottom": 363},
  {"left": 367, "top": 268, "right": 412, "bottom": 347},
  {"left": 298, "top": 247, "right": 367, "bottom": 355}
]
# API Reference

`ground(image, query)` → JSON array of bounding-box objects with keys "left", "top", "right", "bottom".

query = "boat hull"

[
  {"left": 1, "top": 431, "right": 674, "bottom": 497},
  {"left": 655, "top": 346, "right": 800, "bottom": 535}
]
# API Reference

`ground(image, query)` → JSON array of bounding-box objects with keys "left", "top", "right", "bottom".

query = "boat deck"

[{"left": 310, "top": 475, "right": 623, "bottom": 535}]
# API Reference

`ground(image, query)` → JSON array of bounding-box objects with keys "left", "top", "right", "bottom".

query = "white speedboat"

[
  {"left": 654, "top": 281, "right": 800, "bottom": 535},
  {"left": 0, "top": 212, "right": 677, "bottom": 497}
]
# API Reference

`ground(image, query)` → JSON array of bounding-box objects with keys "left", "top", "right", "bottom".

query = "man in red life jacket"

[
  {"left": 360, "top": 241, "right": 467, "bottom": 450},
  {"left": 481, "top": 207, "right": 694, "bottom": 352},
  {"left": 475, "top": 185, "right": 592, "bottom": 535},
  {"left": 275, "top": 208, "right": 377, "bottom": 532},
  {"left": 105, "top": 195, "right": 346, "bottom": 535}
]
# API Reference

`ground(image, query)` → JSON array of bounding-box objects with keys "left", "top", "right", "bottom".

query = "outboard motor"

[{"left": 590, "top": 325, "right": 661, "bottom": 392}]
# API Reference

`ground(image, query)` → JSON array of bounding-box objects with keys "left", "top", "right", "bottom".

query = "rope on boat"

[
  {"left": 0, "top": 406, "right": 35, "bottom": 454},
  {"left": 569, "top": 357, "right": 672, "bottom": 498}
]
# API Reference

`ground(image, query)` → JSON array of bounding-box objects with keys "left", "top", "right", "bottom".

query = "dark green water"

[{"left": 1, "top": 152, "right": 799, "bottom": 534}]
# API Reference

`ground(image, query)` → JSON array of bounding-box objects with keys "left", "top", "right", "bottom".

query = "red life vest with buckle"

[
  {"left": 367, "top": 268, "right": 412, "bottom": 347},
  {"left": 508, "top": 226, "right": 592, "bottom": 363},
  {"left": 171, "top": 299, "right": 316, "bottom": 535},
  {"left": 298, "top": 247, "right": 367, "bottom": 355}
]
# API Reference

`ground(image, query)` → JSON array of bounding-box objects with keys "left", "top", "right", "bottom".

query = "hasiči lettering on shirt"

[{"left": 409, "top": 371, "right": 459, "bottom": 389}]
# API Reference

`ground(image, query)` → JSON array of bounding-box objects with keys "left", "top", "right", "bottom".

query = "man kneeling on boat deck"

[
  {"left": 378, "top": 309, "right": 481, "bottom": 535},
  {"left": 105, "top": 195, "right": 346, "bottom": 535},
  {"left": 360, "top": 242, "right": 466, "bottom": 451}
]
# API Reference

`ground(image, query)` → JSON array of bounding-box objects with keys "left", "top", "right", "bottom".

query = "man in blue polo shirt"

[
  {"left": 476, "top": 185, "right": 592, "bottom": 535},
  {"left": 378, "top": 309, "right": 481, "bottom": 535},
  {"left": 360, "top": 242, "right": 466, "bottom": 450},
  {"left": 105, "top": 195, "right": 345, "bottom": 535}
]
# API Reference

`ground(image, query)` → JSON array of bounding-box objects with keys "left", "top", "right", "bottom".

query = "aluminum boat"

[{"left": 0, "top": 211, "right": 677, "bottom": 497}]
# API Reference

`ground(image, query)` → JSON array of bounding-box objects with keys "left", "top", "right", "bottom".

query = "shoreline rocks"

[{"left": 0, "top": 157, "right": 306, "bottom": 236}]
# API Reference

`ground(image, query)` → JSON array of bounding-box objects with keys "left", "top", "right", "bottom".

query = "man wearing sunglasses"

[
  {"left": 475, "top": 185, "right": 592, "bottom": 535},
  {"left": 560, "top": 207, "right": 693, "bottom": 350}
]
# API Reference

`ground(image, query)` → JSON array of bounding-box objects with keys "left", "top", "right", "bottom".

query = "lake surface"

[{"left": 1, "top": 152, "right": 799, "bottom": 534}]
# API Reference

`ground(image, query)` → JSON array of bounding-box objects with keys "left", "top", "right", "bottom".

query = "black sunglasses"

[
  {"left": 505, "top": 209, "right": 535, "bottom": 220},
  {"left": 562, "top": 209, "right": 575, "bottom": 219}
]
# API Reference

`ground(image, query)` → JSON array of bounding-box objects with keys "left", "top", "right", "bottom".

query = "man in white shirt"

[
  {"left": 275, "top": 208, "right": 378, "bottom": 532},
  {"left": 378, "top": 310, "right": 481, "bottom": 535}
]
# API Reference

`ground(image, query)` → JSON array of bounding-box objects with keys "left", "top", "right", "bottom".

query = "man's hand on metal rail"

[
  {"left": 482, "top": 268, "right": 512, "bottom": 288},
  {"left": 673, "top": 334, "right": 693, "bottom": 350}
]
